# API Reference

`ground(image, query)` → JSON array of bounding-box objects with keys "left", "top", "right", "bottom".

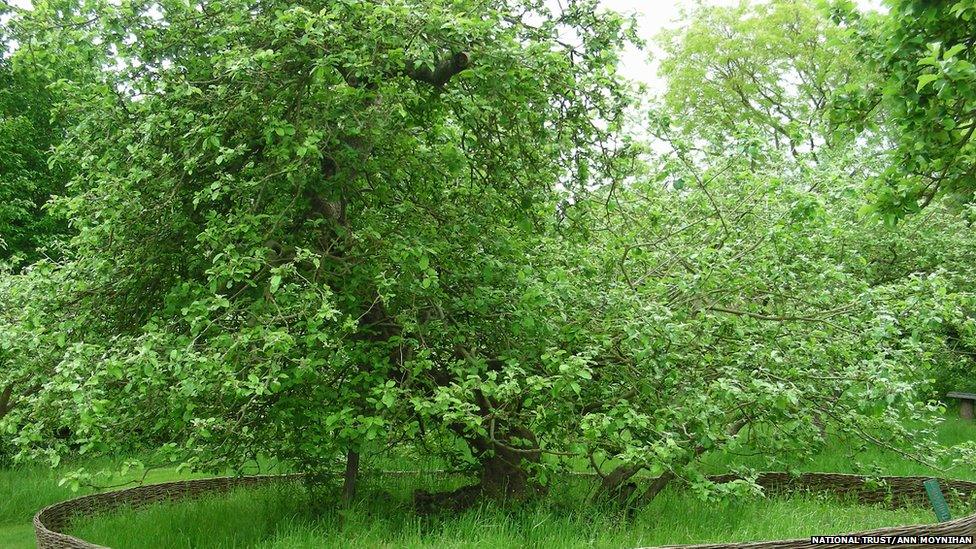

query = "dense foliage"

[
  {"left": 0, "top": 32, "right": 68, "bottom": 266},
  {"left": 2, "top": 0, "right": 974, "bottom": 508},
  {"left": 834, "top": 0, "right": 976, "bottom": 217}
]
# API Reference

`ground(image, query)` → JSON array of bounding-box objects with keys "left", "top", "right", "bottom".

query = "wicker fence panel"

[
  {"left": 34, "top": 473, "right": 304, "bottom": 549},
  {"left": 34, "top": 471, "right": 976, "bottom": 549},
  {"left": 711, "top": 472, "right": 976, "bottom": 508}
]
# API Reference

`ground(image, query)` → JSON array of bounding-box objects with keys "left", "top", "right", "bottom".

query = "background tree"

[
  {"left": 0, "top": 16, "right": 70, "bottom": 267},
  {"left": 655, "top": 0, "right": 874, "bottom": 166},
  {"left": 560, "top": 0, "right": 976, "bottom": 503}
]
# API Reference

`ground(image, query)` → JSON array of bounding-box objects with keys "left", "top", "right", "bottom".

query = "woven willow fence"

[{"left": 34, "top": 471, "right": 976, "bottom": 549}]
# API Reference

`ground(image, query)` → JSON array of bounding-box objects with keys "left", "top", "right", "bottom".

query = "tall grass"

[
  {"left": 69, "top": 474, "right": 944, "bottom": 549},
  {"left": 0, "top": 462, "right": 78, "bottom": 548},
  {"left": 0, "top": 455, "right": 210, "bottom": 549}
]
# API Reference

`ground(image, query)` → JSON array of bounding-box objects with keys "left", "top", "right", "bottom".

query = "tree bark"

[
  {"left": 480, "top": 445, "right": 533, "bottom": 499},
  {"left": 590, "top": 463, "right": 642, "bottom": 504},
  {"left": 472, "top": 421, "right": 544, "bottom": 499},
  {"left": 0, "top": 384, "right": 12, "bottom": 421},
  {"left": 340, "top": 52, "right": 472, "bottom": 89},
  {"left": 342, "top": 450, "right": 360, "bottom": 504},
  {"left": 405, "top": 52, "right": 471, "bottom": 87},
  {"left": 414, "top": 425, "right": 544, "bottom": 513},
  {"left": 637, "top": 471, "right": 675, "bottom": 506}
]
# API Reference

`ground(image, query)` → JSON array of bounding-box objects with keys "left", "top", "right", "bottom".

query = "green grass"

[
  {"left": 0, "top": 458, "right": 94, "bottom": 549},
  {"left": 0, "top": 456, "right": 211, "bottom": 549},
  {"left": 67, "top": 475, "right": 944, "bottom": 549},
  {"left": 2, "top": 416, "right": 973, "bottom": 548}
]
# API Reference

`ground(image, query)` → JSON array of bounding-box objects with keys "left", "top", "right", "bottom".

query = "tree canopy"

[{"left": 2, "top": 0, "right": 975, "bottom": 508}]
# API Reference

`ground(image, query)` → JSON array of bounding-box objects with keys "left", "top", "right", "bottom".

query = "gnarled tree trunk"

[{"left": 414, "top": 424, "right": 544, "bottom": 513}]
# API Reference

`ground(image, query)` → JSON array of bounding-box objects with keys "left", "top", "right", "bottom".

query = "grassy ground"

[
  {"left": 69, "top": 476, "right": 944, "bottom": 549},
  {"left": 0, "top": 456, "right": 213, "bottom": 549},
  {"left": 2, "top": 416, "right": 973, "bottom": 549}
]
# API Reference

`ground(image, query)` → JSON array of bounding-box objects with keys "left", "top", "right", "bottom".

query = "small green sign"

[{"left": 924, "top": 478, "right": 952, "bottom": 523}]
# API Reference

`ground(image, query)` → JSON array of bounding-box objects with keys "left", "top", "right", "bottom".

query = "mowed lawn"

[{"left": 1, "top": 416, "right": 973, "bottom": 549}]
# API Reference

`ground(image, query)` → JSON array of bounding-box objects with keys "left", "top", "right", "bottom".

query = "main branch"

[{"left": 406, "top": 52, "right": 472, "bottom": 87}]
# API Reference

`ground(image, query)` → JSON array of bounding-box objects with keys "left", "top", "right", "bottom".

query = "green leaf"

[
  {"left": 944, "top": 43, "right": 967, "bottom": 60},
  {"left": 916, "top": 73, "right": 939, "bottom": 92}
]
